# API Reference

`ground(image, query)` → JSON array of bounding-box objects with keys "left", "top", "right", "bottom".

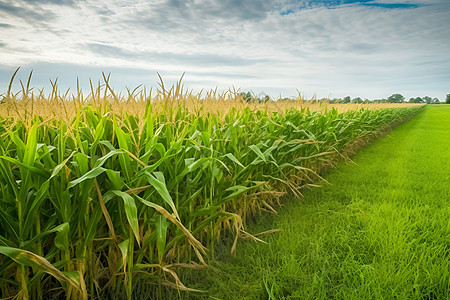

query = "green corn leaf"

[
  {"left": 61, "top": 271, "right": 81, "bottom": 286},
  {"left": 67, "top": 166, "right": 106, "bottom": 189},
  {"left": 103, "top": 190, "right": 140, "bottom": 245},
  {"left": 0, "top": 209, "right": 19, "bottom": 242},
  {"left": 23, "top": 123, "right": 38, "bottom": 167},
  {"left": 175, "top": 157, "right": 210, "bottom": 180},
  {"left": 49, "top": 151, "right": 75, "bottom": 179},
  {"left": 22, "top": 222, "right": 69, "bottom": 248},
  {"left": 23, "top": 180, "right": 50, "bottom": 235},
  {"left": 190, "top": 206, "right": 219, "bottom": 217},
  {"left": 144, "top": 109, "right": 154, "bottom": 154},
  {"left": 54, "top": 222, "right": 70, "bottom": 252},
  {"left": 74, "top": 152, "right": 89, "bottom": 175},
  {"left": 223, "top": 153, "right": 245, "bottom": 168},
  {"left": 249, "top": 144, "right": 267, "bottom": 163},
  {"left": 0, "top": 234, "right": 15, "bottom": 247},
  {"left": 99, "top": 140, "right": 116, "bottom": 151},
  {"left": 0, "top": 156, "right": 50, "bottom": 178},
  {"left": 9, "top": 130, "right": 26, "bottom": 160},
  {"left": 146, "top": 171, "right": 180, "bottom": 220},
  {"left": 212, "top": 166, "right": 223, "bottom": 183},
  {"left": 155, "top": 215, "right": 168, "bottom": 263},
  {"left": 60, "top": 189, "right": 72, "bottom": 222},
  {"left": 93, "top": 117, "right": 106, "bottom": 145},
  {"left": 84, "top": 205, "right": 102, "bottom": 245},
  {"left": 105, "top": 169, "right": 124, "bottom": 190},
  {"left": 113, "top": 117, "right": 132, "bottom": 181},
  {"left": 0, "top": 158, "right": 19, "bottom": 197},
  {"left": 93, "top": 150, "right": 123, "bottom": 168},
  {"left": 118, "top": 239, "right": 129, "bottom": 274}
]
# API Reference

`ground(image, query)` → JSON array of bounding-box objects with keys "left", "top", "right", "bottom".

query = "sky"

[{"left": 0, "top": 0, "right": 449, "bottom": 100}]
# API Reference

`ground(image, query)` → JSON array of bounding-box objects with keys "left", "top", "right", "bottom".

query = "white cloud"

[{"left": 0, "top": 0, "right": 449, "bottom": 100}]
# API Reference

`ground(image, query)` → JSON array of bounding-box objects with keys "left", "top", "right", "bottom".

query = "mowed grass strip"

[{"left": 177, "top": 105, "right": 450, "bottom": 299}]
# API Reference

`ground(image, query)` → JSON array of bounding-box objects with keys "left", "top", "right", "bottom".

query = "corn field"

[{"left": 0, "top": 73, "right": 424, "bottom": 299}]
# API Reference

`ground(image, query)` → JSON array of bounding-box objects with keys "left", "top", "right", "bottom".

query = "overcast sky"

[{"left": 0, "top": 0, "right": 449, "bottom": 100}]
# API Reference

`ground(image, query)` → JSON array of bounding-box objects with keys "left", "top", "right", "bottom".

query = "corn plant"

[{"left": 0, "top": 73, "right": 424, "bottom": 299}]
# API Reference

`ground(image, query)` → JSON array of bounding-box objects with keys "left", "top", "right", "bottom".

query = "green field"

[{"left": 172, "top": 105, "right": 450, "bottom": 299}]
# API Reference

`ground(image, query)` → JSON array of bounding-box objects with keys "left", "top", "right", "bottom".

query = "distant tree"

[
  {"left": 409, "top": 97, "right": 423, "bottom": 103},
  {"left": 343, "top": 96, "right": 351, "bottom": 103},
  {"left": 423, "top": 96, "right": 433, "bottom": 104},
  {"left": 353, "top": 97, "right": 363, "bottom": 103},
  {"left": 387, "top": 94, "right": 405, "bottom": 103},
  {"left": 238, "top": 92, "right": 250, "bottom": 102},
  {"left": 239, "top": 91, "right": 253, "bottom": 102},
  {"left": 329, "top": 98, "right": 340, "bottom": 104},
  {"left": 433, "top": 98, "right": 440, "bottom": 104},
  {"left": 446, "top": 94, "right": 450, "bottom": 104}
]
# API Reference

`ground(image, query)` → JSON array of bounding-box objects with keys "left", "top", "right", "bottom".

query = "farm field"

[
  {"left": 0, "top": 82, "right": 426, "bottom": 299},
  {"left": 172, "top": 105, "right": 450, "bottom": 299},
  {"left": 1, "top": 0, "right": 449, "bottom": 298}
]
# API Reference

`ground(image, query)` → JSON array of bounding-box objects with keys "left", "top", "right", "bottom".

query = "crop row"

[{"left": 0, "top": 95, "right": 422, "bottom": 299}]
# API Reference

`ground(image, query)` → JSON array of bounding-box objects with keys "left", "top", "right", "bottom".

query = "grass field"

[
  {"left": 172, "top": 105, "right": 449, "bottom": 299},
  {"left": 0, "top": 78, "right": 427, "bottom": 299}
]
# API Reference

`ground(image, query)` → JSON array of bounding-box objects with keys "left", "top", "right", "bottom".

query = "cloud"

[
  {"left": 305, "top": 0, "right": 420, "bottom": 9},
  {"left": 119, "top": 0, "right": 278, "bottom": 38},
  {"left": 0, "top": 0, "right": 449, "bottom": 100},
  {"left": 155, "top": 0, "right": 275, "bottom": 21},
  {"left": 278, "top": 0, "right": 422, "bottom": 15},
  {"left": 86, "top": 42, "right": 275, "bottom": 67},
  {"left": 19, "top": 0, "right": 76, "bottom": 4},
  {"left": 361, "top": 2, "right": 419, "bottom": 9},
  {"left": 0, "top": 1, "right": 55, "bottom": 23}
]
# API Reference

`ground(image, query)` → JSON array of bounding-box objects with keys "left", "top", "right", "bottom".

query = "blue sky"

[{"left": 0, "top": 0, "right": 449, "bottom": 100}]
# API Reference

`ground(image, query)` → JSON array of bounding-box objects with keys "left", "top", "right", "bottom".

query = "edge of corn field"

[{"left": 0, "top": 74, "right": 427, "bottom": 299}]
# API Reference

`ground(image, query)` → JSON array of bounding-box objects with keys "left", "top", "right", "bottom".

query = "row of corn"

[{"left": 0, "top": 84, "right": 423, "bottom": 299}]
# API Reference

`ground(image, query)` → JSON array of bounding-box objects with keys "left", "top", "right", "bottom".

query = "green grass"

[{"left": 173, "top": 105, "right": 450, "bottom": 299}]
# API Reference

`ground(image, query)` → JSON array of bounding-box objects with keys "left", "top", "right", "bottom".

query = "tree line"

[{"left": 239, "top": 92, "right": 450, "bottom": 104}]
